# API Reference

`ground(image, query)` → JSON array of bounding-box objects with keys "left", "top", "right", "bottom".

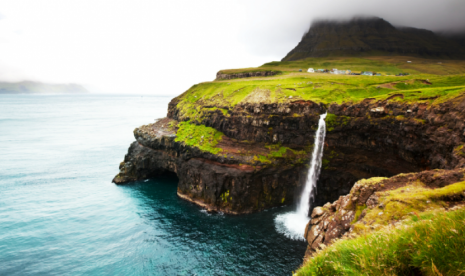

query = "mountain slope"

[{"left": 282, "top": 17, "right": 465, "bottom": 61}]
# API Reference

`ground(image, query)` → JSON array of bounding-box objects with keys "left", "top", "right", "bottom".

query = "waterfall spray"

[{"left": 274, "top": 112, "right": 327, "bottom": 240}]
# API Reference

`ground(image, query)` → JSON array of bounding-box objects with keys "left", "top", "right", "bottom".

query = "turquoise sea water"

[{"left": 0, "top": 95, "right": 307, "bottom": 276}]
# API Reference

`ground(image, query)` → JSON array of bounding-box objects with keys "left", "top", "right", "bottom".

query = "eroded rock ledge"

[
  {"left": 113, "top": 118, "right": 307, "bottom": 214},
  {"left": 216, "top": 70, "right": 280, "bottom": 80}
]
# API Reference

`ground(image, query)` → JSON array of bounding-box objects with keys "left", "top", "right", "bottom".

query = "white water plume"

[{"left": 275, "top": 112, "right": 327, "bottom": 240}]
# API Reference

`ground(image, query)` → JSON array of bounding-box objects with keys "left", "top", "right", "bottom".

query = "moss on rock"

[{"left": 175, "top": 121, "right": 224, "bottom": 154}]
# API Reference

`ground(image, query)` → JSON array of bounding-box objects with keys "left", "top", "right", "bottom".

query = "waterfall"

[
  {"left": 274, "top": 112, "right": 327, "bottom": 240},
  {"left": 297, "top": 112, "right": 327, "bottom": 216}
]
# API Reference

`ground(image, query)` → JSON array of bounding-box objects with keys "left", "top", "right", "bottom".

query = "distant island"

[{"left": 0, "top": 81, "right": 88, "bottom": 94}]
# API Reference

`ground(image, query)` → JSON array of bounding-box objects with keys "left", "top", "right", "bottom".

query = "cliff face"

[
  {"left": 216, "top": 70, "right": 280, "bottom": 80},
  {"left": 282, "top": 17, "right": 465, "bottom": 61},
  {"left": 114, "top": 118, "right": 308, "bottom": 214},
  {"left": 114, "top": 93, "right": 465, "bottom": 215}
]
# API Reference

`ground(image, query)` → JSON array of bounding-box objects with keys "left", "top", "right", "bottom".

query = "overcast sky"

[{"left": 0, "top": 0, "right": 464, "bottom": 95}]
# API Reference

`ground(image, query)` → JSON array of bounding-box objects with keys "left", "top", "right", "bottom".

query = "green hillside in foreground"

[
  {"left": 172, "top": 56, "right": 465, "bottom": 122},
  {"left": 0, "top": 81, "right": 88, "bottom": 94},
  {"left": 296, "top": 207, "right": 465, "bottom": 276}
]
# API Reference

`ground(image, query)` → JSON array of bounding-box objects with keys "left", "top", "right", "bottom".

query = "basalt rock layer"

[
  {"left": 216, "top": 70, "right": 281, "bottom": 80},
  {"left": 114, "top": 92, "right": 465, "bottom": 215}
]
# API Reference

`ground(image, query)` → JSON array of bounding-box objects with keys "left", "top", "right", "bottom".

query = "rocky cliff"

[
  {"left": 216, "top": 70, "right": 281, "bottom": 80},
  {"left": 114, "top": 117, "right": 309, "bottom": 214},
  {"left": 114, "top": 89, "right": 465, "bottom": 215},
  {"left": 282, "top": 17, "right": 465, "bottom": 61}
]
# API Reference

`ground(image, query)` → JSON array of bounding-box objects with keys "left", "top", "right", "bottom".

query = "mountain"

[
  {"left": 282, "top": 17, "right": 465, "bottom": 61},
  {"left": 0, "top": 81, "right": 88, "bottom": 94}
]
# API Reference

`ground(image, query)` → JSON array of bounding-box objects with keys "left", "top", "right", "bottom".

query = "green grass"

[
  {"left": 253, "top": 154, "right": 272, "bottom": 164},
  {"left": 326, "top": 113, "right": 351, "bottom": 132},
  {"left": 268, "top": 146, "right": 289, "bottom": 158},
  {"left": 173, "top": 72, "right": 465, "bottom": 122},
  {"left": 262, "top": 57, "right": 406, "bottom": 75},
  {"left": 172, "top": 56, "right": 465, "bottom": 122},
  {"left": 173, "top": 122, "right": 312, "bottom": 165},
  {"left": 174, "top": 121, "right": 224, "bottom": 154},
  {"left": 250, "top": 145, "right": 311, "bottom": 165},
  {"left": 355, "top": 181, "right": 465, "bottom": 230},
  {"left": 296, "top": 208, "right": 465, "bottom": 276},
  {"left": 455, "top": 145, "right": 465, "bottom": 157},
  {"left": 261, "top": 56, "right": 465, "bottom": 76}
]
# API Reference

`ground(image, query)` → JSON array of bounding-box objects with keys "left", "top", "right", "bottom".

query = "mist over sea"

[{"left": 0, "top": 95, "right": 306, "bottom": 276}]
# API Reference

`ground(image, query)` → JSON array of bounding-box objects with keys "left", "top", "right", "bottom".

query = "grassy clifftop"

[
  {"left": 172, "top": 56, "right": 465, "bottom": 122},
  {"left": 178, "top": 73, "right": 465, "bottom": 106},
  {"left": 260, "top": 56, "right": 465, "bottom": 76}
]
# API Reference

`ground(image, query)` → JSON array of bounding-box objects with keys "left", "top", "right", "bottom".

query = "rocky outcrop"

[
  {"left": 282, "top": 17, "right": 465, "bottom": 61},
  {"left": 113, "top": 118, "right": 307, "bottom": 214},
  {"left": 303, "top": 168, "right": 465, "bottom": 259},
  {"left": 216, "top": 70, "right": 280, "bottom": 80}
]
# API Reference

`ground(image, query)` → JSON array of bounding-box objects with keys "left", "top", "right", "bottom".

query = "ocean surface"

[{"left": 0, "top": 95, "right": 307, "bottom": 276}]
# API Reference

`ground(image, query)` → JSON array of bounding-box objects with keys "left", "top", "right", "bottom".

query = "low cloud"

[
  {"left": 0, "top": 0, "right": 463, "bottom": 95},
  {"left": 238, "top": 0, "right": 465, "bottom": 58}
]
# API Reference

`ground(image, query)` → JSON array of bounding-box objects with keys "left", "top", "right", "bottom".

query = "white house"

[{"left": 307, "top": 68, "right": 315, "bottom": 73}]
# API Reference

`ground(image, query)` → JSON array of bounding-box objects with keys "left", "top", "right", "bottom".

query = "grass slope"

[
  {"left": 174, "top": 121, "right": 224, "bottom": 154},
  {"left": 296, "top": 207, "right": 465, "bottom": 276},
  {"left": 174, "top": 73, "right": 465, "bottom": 121},
  {"left": 262, "top": 56, "right": 465, "bottom": 76},
  {"left": 172, "top": 57, "right": 465, "bottom": 120},
  {"left": 351, "top": 180, "right": 465, "bottom": 233}
]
